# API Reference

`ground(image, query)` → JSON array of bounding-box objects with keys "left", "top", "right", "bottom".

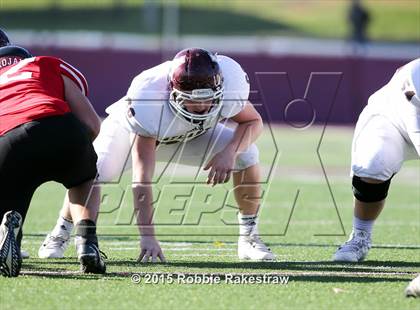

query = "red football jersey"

[{"left": 0, "top": 56, "right": 88, "bottom": 135}]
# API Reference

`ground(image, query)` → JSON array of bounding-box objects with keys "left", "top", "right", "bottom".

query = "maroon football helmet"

[{"left": 169, "top": 48, "right": 224, "bottom": 122}]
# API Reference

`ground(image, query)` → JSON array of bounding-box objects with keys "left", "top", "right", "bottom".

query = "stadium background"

[
  {"left": 3, "top": 0, "right": 419, "bottom": 124},
  {"left": 1, "top": 1, "right": 419, "bottom": 309}
]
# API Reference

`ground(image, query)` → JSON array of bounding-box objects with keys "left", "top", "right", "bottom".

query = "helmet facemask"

[{"left": 169, "top": 86, "right": 224, "bottom": 123}]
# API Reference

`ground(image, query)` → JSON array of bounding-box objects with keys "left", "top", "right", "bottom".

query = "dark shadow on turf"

[
  {"left": 22, "top": 264, "right": 70, "bottom": 271},
  {"left": 21, "top": 266, "right": 134, "bottom": 280},
  {"left": 107, "top": 260, "right": 420, "bottom": 271},
  {"left": 112, "top": 260, "right": 420, "bottom": 276},
  {"left": 19, "top": 270, "right": 412, "bottom": 283},
  {"left": 288, "top": 275, "right": 410, "bottom": 283},
  {"left": 31, "top": 258, "right": 141, "bottom": 267},
  {"left": 22, "top": 259, "right": 419, "bottom": 282},
  {"left": 27, "top": 259, "right": 79, "bottom": 265},
  {"left": 20, "top": 271, "right": 110, "bottom": 280}
]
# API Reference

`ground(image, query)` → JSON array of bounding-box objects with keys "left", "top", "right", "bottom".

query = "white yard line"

[
  {"left": 110, "top": 247, "right": 236, "bottom": 252},
  {"left": 22, "top": 237, "right": 420, "bottom": 249}
]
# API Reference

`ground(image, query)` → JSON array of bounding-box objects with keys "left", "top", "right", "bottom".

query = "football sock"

[
  {"left": 238, "top": 213, "right": 258, "bottom": 236},
  {"left": 51, "top": 216, "right": 73, "bottom": 236},
  {"left": 75, "top": 219, "right": 98, "bottom": 245},
  {"left": 353, "top": 216, "right": 374, "bottom": 235}
]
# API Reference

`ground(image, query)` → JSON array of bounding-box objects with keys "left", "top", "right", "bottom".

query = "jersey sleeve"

[
  {"left": 218, "top": 55, "right": 250, "bottom": 118},
  {"left": 105, "top": 70, "right": 163, "bottom": 138},
  {"left": 105, "top": 95, "right": 158, "bottom": 138},
  {"left": 58, "top": 59, "right": 89, "bottom": 96},
  {"left": 123, "top": 66, "right": 172, "bottom": 138}
]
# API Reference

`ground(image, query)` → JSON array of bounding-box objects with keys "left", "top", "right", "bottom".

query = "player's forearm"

[
  {"left": 225, "top": 119, "right": 263, "bottom": 154},
  {"left": 62, "top": 75, "right": 101, "bottom": 140},
  {"left": 132, "top": 184, "right": 156, "bottom": 237},
  {"left": 131, "top": 134, "right": 157, "bottom": 237}
]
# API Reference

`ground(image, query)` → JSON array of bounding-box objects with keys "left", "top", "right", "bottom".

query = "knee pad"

[
  {"left": 352, "top": 175, "right": 391, "bottom": 203},
  {"left": 234, "top": 144, "right": 259, "bottom": 170}
]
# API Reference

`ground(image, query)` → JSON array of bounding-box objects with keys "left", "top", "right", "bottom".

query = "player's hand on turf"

[
  {"left": 138, "top": 236, "right": 166, "bottom": 263},
  {"left": 204, "top": 150, "right": 235, "bottom": 186}
]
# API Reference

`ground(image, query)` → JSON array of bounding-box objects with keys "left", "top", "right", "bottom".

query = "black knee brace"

[{"left": 352, "top": 175, "right": 391, "bottom": 203}]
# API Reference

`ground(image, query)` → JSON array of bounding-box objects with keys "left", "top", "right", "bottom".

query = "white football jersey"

[
  {"left": 105, "top": 55, "right": 250, "bottom": 144},
  {"left": 366, "top": 58, "right": 420, "bottom": 155},
  {"left": 350, "top": 59, "right": 419, "bottom": 180}
]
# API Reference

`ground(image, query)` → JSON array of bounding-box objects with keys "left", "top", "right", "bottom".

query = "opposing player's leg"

[
  {"left": 1, "top": 114, "right": 105, "bottom": 275},
  {"left": 38, "top": 188, "right": 101, "bottom": 259},
  {"left": 0, "top": 182, "right": 37, "bottom": 277},
  {"left": 68, "top": 180, "right": 106, "bottom": 274},
  {"left": 48, "top": 114, "right": 107, "bottom": 273},
  {"left": 333, "top": 112, "right": 415, "bottom": 262},
  {"left": 0, "top": 124, "right": 41, "bottom": 277},
  {"left": 39, "top": 115, "right": 132, "bottom": 259}
]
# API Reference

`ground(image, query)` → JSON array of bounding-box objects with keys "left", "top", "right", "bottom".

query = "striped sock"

[{"left": 238, "top": 213, "right": 258, "bottom": 236}]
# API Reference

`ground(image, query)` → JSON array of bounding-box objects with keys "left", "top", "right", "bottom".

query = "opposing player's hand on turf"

[
  {"left": 204, "top": 150, "right": 235, "bottom": 186},
  {"left": 138, "top": 236, "right": 166, "bottom": 263}
]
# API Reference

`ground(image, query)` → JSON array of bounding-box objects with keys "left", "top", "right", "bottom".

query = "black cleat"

[
  {"left": 75, "top": 236, "right": 106, "bottom": 274},
  {"left": 0, "top": 211, "right": 22, "bottom": 277}
]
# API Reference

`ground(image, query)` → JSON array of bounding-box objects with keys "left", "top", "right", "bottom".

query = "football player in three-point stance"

[
  {"left": 39, "top": 48, "right": 275, "bottom": 262},
  {"left": 333, "top": 58, "right": 420, "bottom": 264},
  {"left": 0, "top": 29, "right": 105, "bottom": 276}
]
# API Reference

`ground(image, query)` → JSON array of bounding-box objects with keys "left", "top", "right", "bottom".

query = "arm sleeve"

[
  {"left": 124, "top": 75, "right": 163, "bottom": 138},
  {"left": 58, "top": 59, "right": 89, "bottom": 96}
]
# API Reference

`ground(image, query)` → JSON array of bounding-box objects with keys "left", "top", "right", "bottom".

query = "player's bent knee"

[
  {"left": 95, "top": 158, "right": 124, "bottom": 183},
  {"left": 234, "top": 144, "right": 259, "bottom": 170},
  {"left": 352, "top": 175, "right": 391, "bottom": 203}
]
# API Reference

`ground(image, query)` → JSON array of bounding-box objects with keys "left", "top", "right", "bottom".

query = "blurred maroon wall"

[{"left": 30, "top": 47, "right": 410, "bottom": 125}]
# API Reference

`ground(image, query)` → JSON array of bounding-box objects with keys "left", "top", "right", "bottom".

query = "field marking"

[
  {"left": 110, "top": 247, "right": 236, "bottom": 252},
  {"left": 22, "top": 236, "right": 420, "bottom": 249},
  {"left": 167, "top": 254, "right": 238, "bottom": 257}
]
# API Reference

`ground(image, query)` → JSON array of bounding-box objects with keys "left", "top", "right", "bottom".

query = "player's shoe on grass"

[
  {"left": 405, "top": 275, "right": 420, "bottom": 298},
  {"left": 38, "top": 232, "right": 70, "bottom": 258},
  {"left": 238, "top": 235, "right": 276, "bottom": 261},
  {"left": 333, "top": 229, "right": 371, "bottom": 262},
  {"left": 0, "top": 211, "right": 23, "bottom": 277},
  {"left": 75, "top": 236, "right": 106, "bottom": 274}
]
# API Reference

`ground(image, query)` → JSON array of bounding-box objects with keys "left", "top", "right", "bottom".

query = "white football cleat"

[
  {"left": 38, "top": 233, "right": 70, "bottom": 259},
  {"left": 238, "top": 235, "right": 276, "bottom": 261},
  {"left": 405, "top": 275, "right": 420, "bottom": 298},
  {"left": 333, "top": 229, "right": 371, "bottom": 262}
]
